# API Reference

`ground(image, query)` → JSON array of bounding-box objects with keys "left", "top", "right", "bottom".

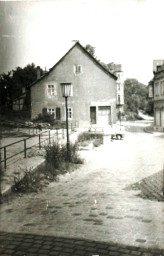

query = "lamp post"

[{"left": 61, "top": 83, "right": 72, "bottom": 161}]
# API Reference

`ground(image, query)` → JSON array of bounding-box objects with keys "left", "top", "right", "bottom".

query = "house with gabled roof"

[{"left": 28, "top": 41, "right": 118, "bottom": 127}]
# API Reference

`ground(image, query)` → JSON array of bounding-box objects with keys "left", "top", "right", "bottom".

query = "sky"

[{"left": 0, "top": 0, "right": 164, "bottom": 84}]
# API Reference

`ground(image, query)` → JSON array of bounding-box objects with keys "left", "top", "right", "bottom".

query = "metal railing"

[{"left": 0, "top": 129, "right": 66, "bottom": 169}]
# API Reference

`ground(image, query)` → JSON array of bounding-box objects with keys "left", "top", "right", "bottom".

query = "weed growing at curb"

[{"left": 12, "top": 169, "right": 42, "bottom": 193}]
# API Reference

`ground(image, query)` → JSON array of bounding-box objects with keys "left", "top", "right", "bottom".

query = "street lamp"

[{"left": 61, "top": 83, "right": 72, "bottom": 161}]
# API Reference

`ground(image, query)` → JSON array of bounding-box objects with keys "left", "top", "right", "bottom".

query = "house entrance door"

[
  {"left": 98, "top": 106, "right": 111, "bottom": 126},
  {"left": 90, "top": 107, "right": 96, "bottom": 124}
]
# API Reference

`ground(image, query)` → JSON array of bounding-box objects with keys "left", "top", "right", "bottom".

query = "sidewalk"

[
  {"left": 0, "top": 129, "right": 83, "bottom": 197},
  {"left": 0, "top": 231, "right": 164, "bottom": 256}
]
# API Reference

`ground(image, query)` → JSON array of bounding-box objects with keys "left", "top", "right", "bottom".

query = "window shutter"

[
  {"left": 42, "top": 108, "right": 47, "bottom": 116},
  {"left": 56, "top": 108, "right": 61, "bottom": 120}
]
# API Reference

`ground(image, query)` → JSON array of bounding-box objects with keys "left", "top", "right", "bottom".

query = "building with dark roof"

[{"left": 14, "top": 42, "right": 120, "bottom": 128}]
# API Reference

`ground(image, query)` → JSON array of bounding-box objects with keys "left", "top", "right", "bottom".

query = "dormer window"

[{"left": 74, "top": 65, "right": 82, "bottom": 75}]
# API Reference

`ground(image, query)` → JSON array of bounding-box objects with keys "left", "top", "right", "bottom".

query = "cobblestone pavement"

[
  {"left": 0, "top": 122, "right": 164, "bottom": 255},
  {"left": 126, "top": 170, "right": 164, "bottom": 202},
  {"left": 0, "top": 231, "right": 164, "bottom": 256}
]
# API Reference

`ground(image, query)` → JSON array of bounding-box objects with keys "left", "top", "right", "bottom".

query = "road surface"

[{"left": 0, "top": 121, "right": 164, "bottom": 253}]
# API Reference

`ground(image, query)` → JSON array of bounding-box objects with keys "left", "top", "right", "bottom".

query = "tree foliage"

[
  {"left": 124, "top": 79, "right": 153, "bottom": 116},
  {"left": 0, "top": 63, "right": 43, "bottom": 109},
  {"left": 85, "top": 43, "right": 153, "bottom": 117},
  {"left": 85, "top": 44, "right": 96, "bottom": 57}
]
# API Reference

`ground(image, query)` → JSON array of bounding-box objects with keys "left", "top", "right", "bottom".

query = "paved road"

[{"left": 0, "top": 121, "right": 164, "bottom": 255}]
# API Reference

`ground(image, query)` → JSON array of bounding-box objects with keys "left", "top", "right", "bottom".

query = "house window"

[
  {"left": 155, "top": 82, "right": 159, "bottom": 96},
  {"left": 47, "top": 108, "right": 55, "bottom": 117},
  {"left": 117, "top": 95, "right": 121, "bottom": 104},
  {"left": 74, "top": 65, "right": 82, "bottom": 75},
  {"left": 161, "top": 81, "right": 164, "bottom": 95},
  {"left": 48, "top": 85, "right": 56, "bottom": 96},
  {"left": 117, "top": 73, "right": 120, "bottom": 80},
  {"left": 117, "top": 83, "right": 121, "bottom": 90},
  {"left": 67, "top": 107, "right": 72, "bottom": 119}
]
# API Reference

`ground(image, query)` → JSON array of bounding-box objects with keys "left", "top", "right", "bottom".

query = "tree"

[
  {"left": 85, "top": 44, "right": 96, "bottom": 57},
  {"left": 124, "top": 78, "right": 152, "bottom": 116},
  {"left": 0, "top": 63, "right": 43, "bottom": 109}
]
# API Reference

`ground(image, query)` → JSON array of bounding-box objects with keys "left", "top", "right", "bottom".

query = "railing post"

[
  {"left": 56, "top": 129, "right": 58, "bottom": 141},
  {"left": 39, "top": 134, "right": 41, "bottom": 149},
  {"left": 4, "top": 147, "right": 6, "bottom": 169},
  {"left": 49, "top": 130, "right": 51, "bottom": 144},
  {"left": 24, "top": 139, "right": 26, "bottom": 158},
  {"left": 62, "top": 128, "right": 64, "bottom": 139}
]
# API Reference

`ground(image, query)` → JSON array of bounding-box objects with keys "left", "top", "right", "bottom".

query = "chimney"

[
  {"left": 37, "top": 66, "right": 41, "bottom": 79},
  {"left": 72, "top": 40, "right": 79, "bottom": 46}
]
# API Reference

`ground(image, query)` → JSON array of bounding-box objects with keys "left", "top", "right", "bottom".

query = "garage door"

[
  {"left": 155, "top": 109, "right": 160, "bottom": 126},
  {"left": 98, "top": 106, "right": 111, "bottom": 126},
  {"left": 161, "top": 108, "right": 164, "bottom": 126}
]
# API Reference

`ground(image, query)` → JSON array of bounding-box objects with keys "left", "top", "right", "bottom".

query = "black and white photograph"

[{"left": 0, "top": 0, "right": 164, "bottom": 255}]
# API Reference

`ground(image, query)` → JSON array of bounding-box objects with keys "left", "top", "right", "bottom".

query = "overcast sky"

[{"left": 0, "top": 0, "right": 164, "bottom": 84}]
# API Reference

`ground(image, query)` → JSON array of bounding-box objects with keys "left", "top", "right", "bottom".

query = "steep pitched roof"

[{"left": 29, "top": 41, "right": 117, "bottom": 88}]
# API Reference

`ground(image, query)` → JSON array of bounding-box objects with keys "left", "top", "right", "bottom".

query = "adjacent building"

[{"left": 150, "top": 60, "right": 164, "bottom": 131}]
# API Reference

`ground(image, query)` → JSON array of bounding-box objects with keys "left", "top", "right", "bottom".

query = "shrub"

[
  {"left": 45, "top": 142, "right": 83, "bottom": 169},
  {"left": 77, "top": 132, "right": 103, "bottom": 142},
  {"left": 41, "top": 162, "right": 60, "bottom": 181},
  {"left": 11, "top": 142, "right": 83, "bottom": 194},
  {"left": 93, "top": 139, "right": 103, "bottom": 147},
  {"left": 33, "top": 113, "right": 55, "bottom": 126},
  {"left": 78, "top": 132, "right": 92, "bottom": 142}
]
